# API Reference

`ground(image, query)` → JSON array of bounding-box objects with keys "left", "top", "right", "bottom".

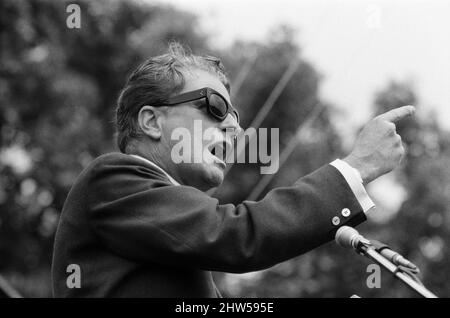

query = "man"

[{"left": 51, "top": 43, "right": 414, "bottom": 297}]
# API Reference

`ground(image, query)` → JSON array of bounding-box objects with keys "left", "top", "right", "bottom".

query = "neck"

[{"left": 127, "top": 141, "right": 181, "bottom": 183}]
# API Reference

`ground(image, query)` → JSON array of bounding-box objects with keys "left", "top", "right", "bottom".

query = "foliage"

[{"left": 1, "top": 0, "right": 449, "bottom": 298}]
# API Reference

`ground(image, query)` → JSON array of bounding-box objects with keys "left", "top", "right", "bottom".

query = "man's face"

[{"left": 159, "top": 68, "right": 241, "bottom": 191}]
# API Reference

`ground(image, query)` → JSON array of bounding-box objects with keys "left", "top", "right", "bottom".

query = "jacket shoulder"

[{"left": 82, "top": 152, "right": 171, "bottom": 184}]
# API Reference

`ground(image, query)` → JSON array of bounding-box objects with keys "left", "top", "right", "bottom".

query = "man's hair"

[{"left": 115, "top": 42, "right": 230, "bottom": 153}]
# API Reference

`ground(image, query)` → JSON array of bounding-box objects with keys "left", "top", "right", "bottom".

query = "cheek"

[
  {"left": 162, "top": 117, "right": 191, "bottom": 144},
  {"left": 163, "top": 113, "right": 218, "bottom": 162}
]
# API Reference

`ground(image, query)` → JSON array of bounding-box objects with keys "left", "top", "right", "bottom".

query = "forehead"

[{"left": 180, "top": 68, "right": 231, "bottom": 104}]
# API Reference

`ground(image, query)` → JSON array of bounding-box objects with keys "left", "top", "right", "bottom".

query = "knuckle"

[
  {"left": 387, "top": 127, "right": 396, "bottom": 137},
  {"left": 381, "top": 121, "right": 395, "bottom": 132},
  {"left": 388, "top": 122, "right": 397, "bottom": 131}
]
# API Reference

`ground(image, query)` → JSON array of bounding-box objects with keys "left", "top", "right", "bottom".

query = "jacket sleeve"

[{"left": 87, "top": 158, "right": 366, "bottom": 273}]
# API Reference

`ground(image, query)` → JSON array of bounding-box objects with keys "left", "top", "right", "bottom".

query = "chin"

[
  {"left": 204, "top": 165, "right": 224, "bottom": 188},
  {"left": 178, "top": 162, "right": 225, "bottom": 191}
]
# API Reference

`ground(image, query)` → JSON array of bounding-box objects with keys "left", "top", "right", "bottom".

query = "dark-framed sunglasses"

[{"left": 159, "top": 87, "right": 239, "bottom": 123}]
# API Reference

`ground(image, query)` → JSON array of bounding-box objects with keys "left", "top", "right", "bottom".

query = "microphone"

[
  {"left": 335, "top": 226, "right": 370, "bottom": 250},
  {"left": 335, "top": 226, "right": 437, "bottom": 298},
  {"left": 370, "top": 239, "right": 419, "bottom": 272},
  {"left": 335, "top": 226, "right": 418, "bottom": 271}
]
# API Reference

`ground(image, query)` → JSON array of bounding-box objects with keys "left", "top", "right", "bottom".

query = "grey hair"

[{"left": 115, "top": 42, "right": 230, "bottom": 153}]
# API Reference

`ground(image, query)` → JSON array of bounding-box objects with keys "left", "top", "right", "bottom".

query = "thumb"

[{"left": 376, "top": 105, "right": 416, "bottom": 123}]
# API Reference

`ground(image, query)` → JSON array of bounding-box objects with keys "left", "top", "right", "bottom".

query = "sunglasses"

[{"left": 159, "top": 87, "right": 239, "bottom": 123}]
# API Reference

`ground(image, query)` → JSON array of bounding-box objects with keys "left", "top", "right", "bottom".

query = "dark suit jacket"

[{"left": 51, "top": 152, "right": 366, "bottom": 297}]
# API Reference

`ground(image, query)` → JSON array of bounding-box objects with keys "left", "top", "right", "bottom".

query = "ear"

[{"left": 138, "top": 106, "right": 164, "bottom": 140}]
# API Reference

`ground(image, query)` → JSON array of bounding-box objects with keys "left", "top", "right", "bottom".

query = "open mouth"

[{"left": 208, "top": 140, "right": 231, "bottom": 165}]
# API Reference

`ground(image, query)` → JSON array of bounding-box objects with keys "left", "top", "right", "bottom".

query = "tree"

[{"left": 371, "top": 81, "right": 450, "bottom": 297}]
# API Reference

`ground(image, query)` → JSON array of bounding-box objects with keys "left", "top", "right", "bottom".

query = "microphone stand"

[{"left": 355, "top": 240, "right": 437, "bottom": 298}]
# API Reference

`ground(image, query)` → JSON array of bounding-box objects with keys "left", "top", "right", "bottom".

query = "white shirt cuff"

[{"left": 330, "top": 159, "right": 375, "bottom": 213}]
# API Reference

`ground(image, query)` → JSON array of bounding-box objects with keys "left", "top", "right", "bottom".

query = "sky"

[{"left": 152, "top": 0, "right": 450, "bottom": 136}]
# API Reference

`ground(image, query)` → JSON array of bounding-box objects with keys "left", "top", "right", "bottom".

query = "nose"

[{"left": 219, "top": 113, "right": 242, "bottom": 136}]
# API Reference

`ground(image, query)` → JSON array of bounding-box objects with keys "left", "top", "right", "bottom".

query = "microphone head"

[{"left": 335, "top": 226, "right": 360, "bottom": 249}]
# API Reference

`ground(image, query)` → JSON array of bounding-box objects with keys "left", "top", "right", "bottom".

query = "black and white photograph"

[{"left": 1, "top": 0, "right": 449, "bottom": 302}]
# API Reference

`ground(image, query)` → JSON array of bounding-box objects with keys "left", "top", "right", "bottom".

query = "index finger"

[{"left": 376, "top": 105, "right": 416, "bottom": 123}]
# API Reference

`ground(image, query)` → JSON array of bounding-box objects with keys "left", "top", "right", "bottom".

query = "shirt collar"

[{"left": 129, "top": 154, "right": 180, "bottom": 186}]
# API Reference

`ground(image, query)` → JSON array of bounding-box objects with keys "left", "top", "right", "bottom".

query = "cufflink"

[
  {"left": 341, "top": 208, "right": 351, "bottom": 217},
  {"left": 332, "top": 216, "right": 341, "bottom": 226}
]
